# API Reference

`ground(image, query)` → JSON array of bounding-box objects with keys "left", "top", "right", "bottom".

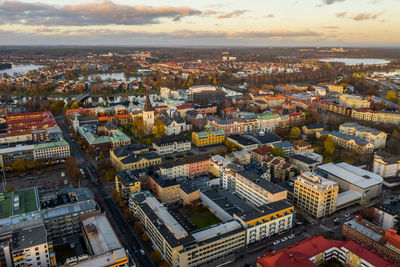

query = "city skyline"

[{"left": 0, "top": 0, "right": 399, "bottom": 46}]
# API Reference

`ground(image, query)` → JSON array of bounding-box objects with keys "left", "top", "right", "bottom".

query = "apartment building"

[
  {"left": 11, "top": 225, "right": 56, "bottom": 267},
  {"left": 152, "top": 134, "right": 191, "bottom": 155},
  {"left": 233, "top": 200, "right": 294, "bottom": 245},
  {"left": 110, "top": 144, "right": 161, "bottom": 171},
  {"left": 289, "top": 154, "right": 320, "bottom": 173},
  {"left": 210, "top": 155, "right": 232, "bottom": 177},
  {"left": 79, "top": 215, "right": 128, "bottom": 267},
  {"left": 294, "top": 172, "right": 339, "bottom": 218},
  {"left": 192, "top": 127, "right": 225, "bottom": 147},
  {"left": 223, "top": 170, "right": 287, "bottom": 206},
  {"left": 374, "top": 200, "right": 400, "bottom": 231},
  {"left": 302, "top": 124, "right": 324, "bottom": 135},
  {"left": 257, "top": 235, "right": 396, "bottom": 267},
  {"left": 33, "top": 138, "right": 71, "bottom": 160},
  {"left": 130, "top": 193, "right": 246, "bottom": 267},
  {"left": 207, "top": 116, "right": 260, "bottom": 136},
  {"left": 373, "top": 152, "right": 400, "bottom": 187},
  {"left": 317, "top": 100, "right": 352, "bottom": 116},
  {"left": 351, "top": 109, "right": 400, "bottom": 125},
  {"left": 158, "top": 154, "right": 209, "bottom": 178},
  {"left": 342, "top": 216, "right": 400, "bottom": 264},
  {"left": 316, "top": 131, "right": 374, "bottom": 154},
  {"left": 263, "top": 156, "right": 299, "bottom": 182},
  {"left": 339, "top": 122, "right": 387, "bottom": 149},
  {"left": 339, "top": 94, "right": 371, "bottom": 109},
  {"left": 327, "top": 84, "right": 344, "bottom": 94},
  {"left": 115, "top": 170, "right": 141, "bottom": 203}
]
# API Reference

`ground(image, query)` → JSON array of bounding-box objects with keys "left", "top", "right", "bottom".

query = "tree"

[
  {"left": 289, "top": 127, "right": 301, "bottom": 139},
  {"left": 159, "top": 260, "right": 171, "bottom": 267},
  {"left": 134, "top": 221, "right": 144, "bottom": 234},
  {"left": 150, "top": 250, "right": 162, "bottom": 264},
  {"left": 271, "top": 147, "right": 286, "bottom": 158},
  {"left": 11, "top": 160, "right": 27, "bottom": 172},
  {"left": 324, "top": 136, "right": 335, "bottom": 155},
  {"left": 359, "top": 205, "right": 377, "bottom": 222},
  {"left": 153, "top": 119, "right": 166, "bottom": 139},
  {"left": 70, "top": 101, "right": 79, "bottom": 109},
  {"left": 132, "top": 117, "right": 145, "bottom": 137},
  {"left": 386, "top": 90, "right": 397, "bottom": 102},
  {"left": 142, "top": 232, "right": 149, "bottom": 242}
]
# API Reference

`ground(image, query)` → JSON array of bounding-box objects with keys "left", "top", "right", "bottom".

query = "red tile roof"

[{"left": 257, "top": 235, "right": 396, "bottom": 267}]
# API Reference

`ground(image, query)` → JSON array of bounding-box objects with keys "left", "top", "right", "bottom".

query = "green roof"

[
  {"left": 196, "top": 129, "right": 225, "bottom": 139},
  {"left": 0, "top": 187, "right": 39, "bottom": 219},
  {"left": 34, "top": 138, "right": 69, "bottom": 150},
  {"left": 259, "top": 113, "right": 281, "bottom": 120},
  {"left": 78, "top": 126, "right": 130, "bottom": 145}
]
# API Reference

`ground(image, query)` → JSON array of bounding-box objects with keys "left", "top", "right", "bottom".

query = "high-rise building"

[{"left": 294, "top": 172, "right": 339, "bottom": 218}]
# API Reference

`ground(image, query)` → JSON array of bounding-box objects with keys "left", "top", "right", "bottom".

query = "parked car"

[
  {"left": 273, "top": 240, "right": 280, "bottom": 245},
  {"left": 289, "top": 234, "right": 295, "bottom": 239},
  {"left": 281, "top": 237, "right": 288, "bottom": 242},
  {"left": 139, "top": 249, "right": 145, "bottom": 255}
]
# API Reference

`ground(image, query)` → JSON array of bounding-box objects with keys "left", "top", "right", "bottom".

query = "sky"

[{"left": 0, "top": 0, "right": 399, "bottom": 47}]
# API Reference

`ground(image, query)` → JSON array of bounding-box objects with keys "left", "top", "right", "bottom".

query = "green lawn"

[{"left": 186, "top": 206, "right": 221, "bottom": 229}]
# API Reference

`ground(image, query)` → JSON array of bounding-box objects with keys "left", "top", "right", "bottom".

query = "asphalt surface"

[{"left": 56, "top": 115, "right": 154, "bottom": 267}]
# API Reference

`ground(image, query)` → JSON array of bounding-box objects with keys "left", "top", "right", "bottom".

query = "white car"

[
  {"left": 289, "top": 234, "right": 295, "bottom": 239},
  {"left": 281, "top": 237, "right": 288, "bottom": 242},
  {"left": 273, "top": 240, "right": 281, "bottom": 245}
]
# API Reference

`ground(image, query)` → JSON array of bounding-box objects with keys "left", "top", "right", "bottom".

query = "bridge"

[{"left": 74, "top": 83, "right": 90, "bottom": 102}]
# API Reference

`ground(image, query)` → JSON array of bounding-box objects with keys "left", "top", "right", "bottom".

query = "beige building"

[
  {"left": 316, "top": 131, "right": 374, "bottom": 154},
  {"left": 339, "top": 122, "right": 387, "bottom": 149},
  {"left": 339, "top": 94, "right": 371, "bottom": 109},
  {"left": 130, "top": 193, "right": 246, "bottom": 267},
  {"left": 351, "top": 109, "right": 400, "bottom": 125},
  {"left": 294, "top": 172, "right": 339, "bottom": 218}
]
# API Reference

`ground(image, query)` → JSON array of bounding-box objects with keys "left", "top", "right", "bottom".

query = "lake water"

[
  {"left": 0, "top": 64, "right": 44, "bottom": 76},
  {"left": 86, "top": 73, "right": 141, "bottom": 82},
  {"left": 319, "top": 58, "right": 390, "bottom": 66}
]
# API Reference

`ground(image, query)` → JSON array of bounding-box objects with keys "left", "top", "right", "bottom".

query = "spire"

[{"left": 144, "top": 92, "right": 152, "bottom": 111}]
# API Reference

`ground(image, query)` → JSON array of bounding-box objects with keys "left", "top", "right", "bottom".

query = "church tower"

[{"left": 143, "top": 92, "right": 154, "bottom": 134}]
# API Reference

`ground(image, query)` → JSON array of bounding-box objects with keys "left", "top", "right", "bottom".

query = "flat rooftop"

[
  {"left": 0, "top": 187, "right": 39, "bottom": 219},
  {"left": 82, "top": 215, "right": 122, "bottom": 255},
  {"left": 13, "top": 224, "right": 47, "bottom": 250},
  {"left": 318, "top": 162, "right": 383, "bottom": 189}
]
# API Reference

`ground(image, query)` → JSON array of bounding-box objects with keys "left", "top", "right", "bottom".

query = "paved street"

[{"left": 56, "top": 115, "right": 154, "bottom": 267}]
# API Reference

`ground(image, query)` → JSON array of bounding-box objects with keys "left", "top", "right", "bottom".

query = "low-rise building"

[
  {"left": 257, "top": 235, "right": 396, "bottom": 267},
  {"left": 373, "top": 200, "right": 400, "bottom": 231},
  {"left": 339, "top": 94, "right": 371, "bottom": 109},
  {"left": 115, "top": 170, "right": 141, "bottom": 203},
  {"left": 317, "top": 162, "right": 383, "bottom": 202},
  {"left": 292, "top": 140, "right": 314, "bottom": 154},
  {"left": 226, "top": 134, "right": 258, "bottom": 152},
  {"left": 342, "top": 216, "right": 400, "bottom": 264},
  {"left": 289, "top": 154, "right": 320, "bottom": 173},
  {"left": 158, "top": 153, "right": 210, "bottom": 178},
  {"left": 192, "top": 125, "right": 225, "bottom": 147},
  {"left": 373, "top": 152, "right": 400, "bottom": 187},
  {"left": 302, "top": 124, "right": 324, "bottom": 135},
  {"left": 79, "top": 215, "right": 128, "bottom": 267},
  {"left": 152, "top": 134, "right": 191, "bottom": 155},
  {"left": 316, "top": 130, "right": 374, "bottom": 154},
  {"left": 273, "top": 141, "right": 294, "bottom": 156},
  {"left": 110, "top": 144, "right": 161, "bottom": 171},
  {"left": 339, "top": 122, "right": 387, "bottom": 149}
]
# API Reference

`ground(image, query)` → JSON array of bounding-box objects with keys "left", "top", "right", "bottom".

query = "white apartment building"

[
  {"left": 152, "top": 134, "right": 191, "bottom": 155},
  {"left": 33, "top": 138, "right": 71, "bottom": 160}
]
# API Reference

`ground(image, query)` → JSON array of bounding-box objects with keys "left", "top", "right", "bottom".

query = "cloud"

[
  {"left": 335, "top": 12, "right": 347, "bottom": 18},
  {"left": 265, "top": 14, "right": 275, "bottom": 18},
  {"left": 217, "top": 10, "right": 248, "bottom": 19},
  {"left": 321, "top": 26, "right": 339, "bottom": 29},
  {"left": 351, "top": 12, "right": 382, "bottom": 20},
  {"left": 203, "top": 10, "right": 218, "bottom": 16},
  {"left": 321, "top": 0, "right": 346, "bottom": 4},
  {"left": 335, "top": 11, "right": 383, "bottom": 21},
  {"left": 0, "top": 0, "right": 201, "bottom": 26}
]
